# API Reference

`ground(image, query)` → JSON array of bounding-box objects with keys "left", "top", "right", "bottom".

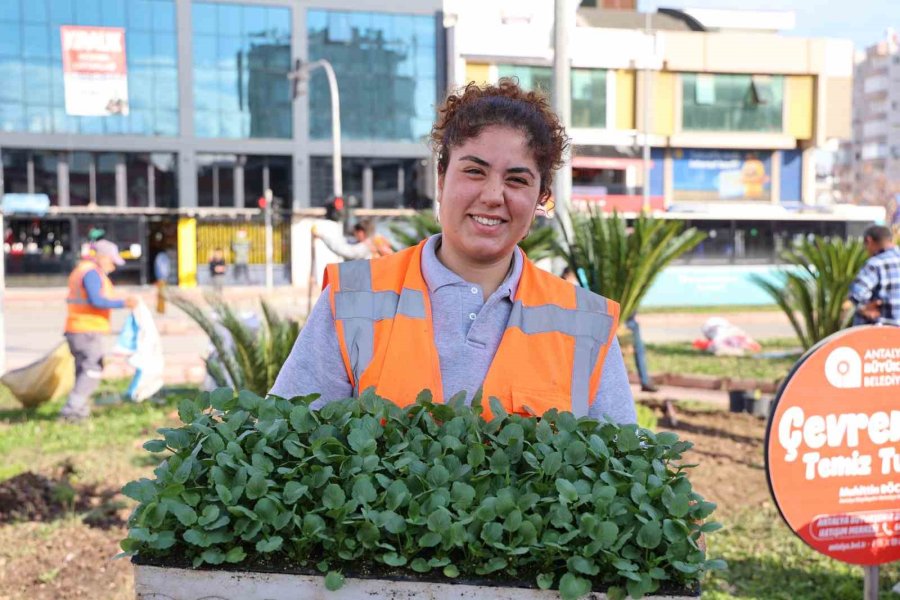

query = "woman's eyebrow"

[{"left": 459, "top": 155, "right": 535, "bottom": 178}]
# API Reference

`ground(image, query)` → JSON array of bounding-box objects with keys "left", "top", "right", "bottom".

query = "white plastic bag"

[
  {"left": 698, "top": 317, "right": 762, "bottom": 357},
  {"left": 115, "top": 299, "right": 165, "bottom": 401}
]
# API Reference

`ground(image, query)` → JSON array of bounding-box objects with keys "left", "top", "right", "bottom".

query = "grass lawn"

[
  {"left": 706, "top": 505, "right": 900, "bottom": 600},
  {"left": 644, "top": 338, "right": 801, "bottom": 382}
]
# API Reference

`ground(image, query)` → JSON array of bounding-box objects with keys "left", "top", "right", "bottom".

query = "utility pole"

[
  {"left": 552, "top": 0, "right": 575, "bottom": 240},
  {"left": 263, "top": 188, "right": 273, "bottom": 290},
  {"left": 288, "top": 59, "right": 343, "bottom": 203},
  {"left": 642, "top": 9, "right": 653, "bottom": 213}
]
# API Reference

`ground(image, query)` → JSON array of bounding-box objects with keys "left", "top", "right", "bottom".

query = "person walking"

[
  {"left": 209, "top": 248, "right": 227, "bottom": 296},
  {"left": 272, "top": 79, "right": 636, "bottom": 424},
  {"left": 231, "top": 229, "right": 252, "bottom": 284},
  {"left": 313, "top": 218, "right": 395, "bottom": 260},
  {"left": 153, "top": 250, "right": 171, "bottom": 314},
  {"left": 848, "top": 225, "right": 900, "bottom": 326},
  {"left": 60, "top": 240, "right": 138, "bottom": 422}
]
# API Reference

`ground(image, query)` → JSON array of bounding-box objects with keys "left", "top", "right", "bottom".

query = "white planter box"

[{"left": 133, "top": 563, "right": 697, "bottom": 600}]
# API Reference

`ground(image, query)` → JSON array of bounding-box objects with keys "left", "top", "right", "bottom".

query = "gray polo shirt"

[{"left": 271, "top": 234, "right": 636, "bottom": 424}]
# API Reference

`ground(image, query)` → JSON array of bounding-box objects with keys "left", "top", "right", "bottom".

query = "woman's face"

[{"left": 438, "top": 125, "right": 543, "bottom": 268}]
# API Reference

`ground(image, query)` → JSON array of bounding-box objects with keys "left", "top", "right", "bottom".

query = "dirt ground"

[{"left": 0, "top": 405, "right": 769, "bottom": 600}]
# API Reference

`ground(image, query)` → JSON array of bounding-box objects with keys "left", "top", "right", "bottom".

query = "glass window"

[
  {"left": 0, "top": 0, "right": 179, "bottom": 136},
  {"left": 571, "top": 69, "right": 606, "bottom": 128},
  {"left": 498, "top": 65, "right": 606, "bottom": 128},
  {"left": 308, "top": 10, "right": 437, "bottom": 142},
  {"left": 679, "top": 220, "right": 734, "bottom": 264},
  {"left": 151, "top": 152, "right": 177, "bottom": 208},
  {"left": 197, "top": 154, "right": 237, "bottom": 207},
  {"left": 243, "top": 155, "right": 292, "bottom": 209},
  {"left": 193, "top": 2, "right": 292, "bottom": 139},
  {"left": 682, "top": 73, "right": 784, "bottom": 132},
  {"left": 32, "top": 150, "right": 60, "bottom": 205},
  {"left": 126, "top": 153, "right": 150, "bottom": 207},
  {"left": 95, "top": 152, "right": 118, "bottom": 206},
  {"left": 2, "top": 149, "right": 30, "bottom": 195},
  {"left": 68, "top": 151, "right": 92, "bottom": 206}
]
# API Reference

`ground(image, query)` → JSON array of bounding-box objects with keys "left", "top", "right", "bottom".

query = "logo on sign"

[{"left": 824, "top": 347, "right": 863, "bottom": 389}]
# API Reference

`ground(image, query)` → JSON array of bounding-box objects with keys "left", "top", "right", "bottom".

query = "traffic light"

[
  {"left": 257, "top": 196, "right": 267, "bottom": 210},
  {"left": 325, "top": 196, "right": 345, "bottom": 223}
]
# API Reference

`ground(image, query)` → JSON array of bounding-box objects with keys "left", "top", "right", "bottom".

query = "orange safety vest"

[
  {"left": 323, "top": 241, "right": 620, "bottom": 419},
  {"left": 65, "top": 260, "right": 117, "bottom": 334}
]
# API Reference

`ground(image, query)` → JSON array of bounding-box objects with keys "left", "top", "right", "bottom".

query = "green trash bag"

[{"left": 1, "top": 341, "right": 75, "bottom": 408}]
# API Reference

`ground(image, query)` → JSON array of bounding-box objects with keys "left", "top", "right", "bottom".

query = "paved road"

[{"left": 2, "top": 284, "right": 792, "bottom": 385}]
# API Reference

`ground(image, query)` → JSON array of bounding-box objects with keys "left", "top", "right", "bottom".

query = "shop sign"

[
  {"left": 672, "top": 149, "right": 771, "bottom": 202},
  {"left": 766, "top": 326, "right": 900, "bottom": 565},
  {"left": 1, "top": 194, "right": 51, "bottom": 216},
  {"left": 60, "top": 25, "right": 129, "bottom": 116}
]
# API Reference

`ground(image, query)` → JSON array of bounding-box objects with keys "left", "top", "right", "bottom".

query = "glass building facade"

[
  {"left": 681, "top": 73, "right": 784, "bottom": 132},
  {"left": 497, "top": 65, "right": 607, "bottom": 128},
  {"left": 0, "top": 0, "right": 178, "bottom": 136},
  {"left": 307, "top": 10, "right": 437, "bottom": 142},
  {"left": 192, "top": 1, "right": 292, "bottom": 138}
]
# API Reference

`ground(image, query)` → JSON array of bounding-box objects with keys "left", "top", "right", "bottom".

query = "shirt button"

[
  {"left": 468, "top": 313, "right": 476, "bottom": 320},
  {"left": 471, "top": 287, "right": 478, "bottom": 294}
]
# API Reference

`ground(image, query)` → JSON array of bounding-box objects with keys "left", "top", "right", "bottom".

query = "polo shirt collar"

[{"left": 421, "top": 234, "right": 522, "bottom": 300}]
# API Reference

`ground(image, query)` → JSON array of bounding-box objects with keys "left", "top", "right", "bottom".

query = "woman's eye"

[
  {"left": 508, "top": 177, "right": 528, "bottom": 186},
  {"left": 464, "top": 168, "right": 484, "bottom": 176}
]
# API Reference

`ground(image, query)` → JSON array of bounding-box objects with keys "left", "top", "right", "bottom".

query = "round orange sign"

[{"left": 766, "top": 326, "right": 900, "bottom": 566}]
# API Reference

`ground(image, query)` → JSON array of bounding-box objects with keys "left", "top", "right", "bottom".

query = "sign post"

[{"left": 766, "top": 326, "right": 900, "bottom": 594}]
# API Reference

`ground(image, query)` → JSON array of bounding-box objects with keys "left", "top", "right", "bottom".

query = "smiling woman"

[{"left": 271, "top": 79, "right": 637, "bottom": 425}]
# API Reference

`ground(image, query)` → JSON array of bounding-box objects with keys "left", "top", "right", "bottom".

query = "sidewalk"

[{"left": 3, "top": 284, "right": 790, "bottom": 403}]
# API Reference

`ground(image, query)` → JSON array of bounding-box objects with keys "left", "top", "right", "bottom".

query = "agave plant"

[
  {"left": 169, "top": 292, "right": 300, "bottom": 395},
  {"left": 750, "top": 236, "right": 868, "bottom": 350},
  {"left": 555, "top": 209, "right": 706, "bottom": 321},
  {"left": 388, "top": 210, "right": 559, "bottom": 261}
]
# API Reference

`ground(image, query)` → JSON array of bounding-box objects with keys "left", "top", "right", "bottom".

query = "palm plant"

[
  {"left": 388, "top": 210, "right": 559, "bottom": 261},
  {"left": 555, "top": 209, "right": 706, "bottom": 321},
  {"left": 750, "top": 236, "right": 868, "bottom": 350},
  {"left": 169, "top": 292, "right": 300, "bottom": 395}
]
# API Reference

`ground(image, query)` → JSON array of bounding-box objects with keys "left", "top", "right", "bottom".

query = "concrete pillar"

[
  {"left": 801, "top": 145, "right": 817, "bottom": 205},
  {"left": 362, "top": 164, "right": 374, "bottom": 209},
  {"left": 770, "top": 150, "right": 781, "bottom": 205}
]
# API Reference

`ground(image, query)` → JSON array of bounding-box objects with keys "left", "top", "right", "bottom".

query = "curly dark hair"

[{"left": 430, "top": 78, "right": 569, "bottom": 201}]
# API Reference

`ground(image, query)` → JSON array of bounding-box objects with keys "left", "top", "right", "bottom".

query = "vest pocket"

[{"left": 511, "top": 388, "right": 569, "bottom": 418}]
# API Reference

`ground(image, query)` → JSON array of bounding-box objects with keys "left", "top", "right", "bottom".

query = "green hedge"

[{"left": 121, "top": 389, "right": 722, "bottom": 599}]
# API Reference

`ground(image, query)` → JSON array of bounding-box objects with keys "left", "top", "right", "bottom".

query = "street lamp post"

[
  {"left": 288, "top": 59, "right": 343, "bottom": 201},
  {"left": 552, "top": 0, "right": 575, "bottom": 242}
]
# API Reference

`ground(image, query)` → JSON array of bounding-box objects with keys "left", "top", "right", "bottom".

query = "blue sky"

[{"left": 639, "top": 0, "right": 896, "bottom": 49}]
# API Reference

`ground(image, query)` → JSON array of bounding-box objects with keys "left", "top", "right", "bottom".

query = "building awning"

[{"left": 571, "top": 156, "right": 655, "bottom": 170}]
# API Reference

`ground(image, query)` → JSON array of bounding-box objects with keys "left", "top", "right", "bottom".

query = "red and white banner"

[
  {"left": 60, "top": 26, "right": 129, "bottom": 116},
  {"left": 766, "top": 326, "right": 900, "bottom": 566}
]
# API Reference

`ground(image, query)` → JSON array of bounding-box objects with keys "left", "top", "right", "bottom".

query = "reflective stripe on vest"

[
  {"left": 327, "top": 242, "right": 619, "bottom": 416},
  {"left": 333, "top": 260, "right": 427, "bottom": 395}
]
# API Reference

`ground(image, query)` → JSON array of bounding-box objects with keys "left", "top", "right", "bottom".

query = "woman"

[{"left": 271, "top": 80, "right": 635, "bottom": 424}]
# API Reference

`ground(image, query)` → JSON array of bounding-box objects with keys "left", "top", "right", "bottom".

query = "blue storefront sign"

[
  {"left": 2, "top": 193, "right": 51, "bottom": 216},
  {"left": 673, "top": 149, "right": 772, "bottom": 202},
  {"left": 642, "top": 264, "right": 786, "bottom": 307}
]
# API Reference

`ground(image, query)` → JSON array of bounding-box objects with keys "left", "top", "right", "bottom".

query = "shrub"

[
  {"left": 168, "top": 293, "right": 300, "bottom": 395},
  {"left": 556, "top": 210, "right": 706, "bottom": 321},
  {"left": 750, "top": 236, "right": 868, "bottom": 350},
  {"left": 121, "top": 389, "right": 722, "bottom": 600}
]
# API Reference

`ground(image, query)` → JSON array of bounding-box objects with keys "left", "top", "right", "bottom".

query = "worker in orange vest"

[
  {"left": 59, "top": 239, "right": 138, "bottom": 422},
  {"left": 271, "top": 80, "right": 635, "bottom": 424}
]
